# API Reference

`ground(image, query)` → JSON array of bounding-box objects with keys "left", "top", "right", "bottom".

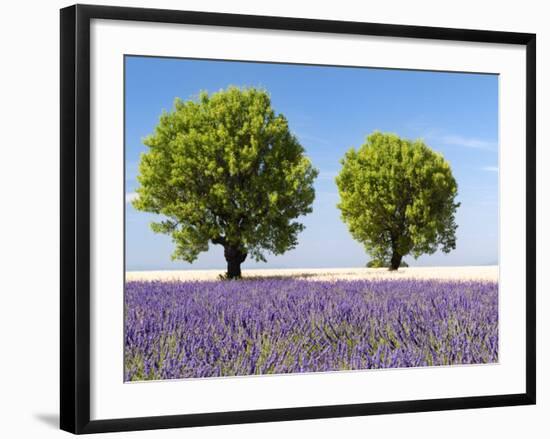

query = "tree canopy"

[
  {"left": 133, "top": 86, "right": 318, "bottom": 278},
  {"left": 336, "top": 132, "right": 460, "bottom": 270}
]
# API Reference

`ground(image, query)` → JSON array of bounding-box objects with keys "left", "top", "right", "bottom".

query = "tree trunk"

[
  {"left": 389, "top": 251, "right": 402, "bottom": 271},
  {"left": 224, "top": 245, "right": 247, "bottom": 279}
]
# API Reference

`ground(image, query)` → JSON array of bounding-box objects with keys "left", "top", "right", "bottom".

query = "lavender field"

[{"left": 124, "top": 278, "right": 498, "bottom": 381}]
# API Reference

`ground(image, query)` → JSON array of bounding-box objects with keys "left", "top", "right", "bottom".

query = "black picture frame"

[{"left": 60, "top": 4, "right": 536, "bottom": 434}]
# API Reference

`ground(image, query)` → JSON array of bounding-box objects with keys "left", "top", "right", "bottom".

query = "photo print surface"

[{"left": 124, "top": 56, "right": 499, "bottom": 381}]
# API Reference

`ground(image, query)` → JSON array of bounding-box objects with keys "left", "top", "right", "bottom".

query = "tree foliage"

[
  {"left": 133, "top": 86, "right": 318, "bottom": 278},
  {"left": 336, "top": 132, "right": 460, "bottom": 270}
]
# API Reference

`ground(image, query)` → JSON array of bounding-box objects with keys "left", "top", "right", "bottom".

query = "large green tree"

[
  {"left": 336, "top": 132, "right": 460, "bottom": 270},
  {"left": 133, "top": 86, "right": 318, "bottom": 278}
]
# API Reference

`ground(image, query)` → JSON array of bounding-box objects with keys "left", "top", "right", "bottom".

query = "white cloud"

[
  {"left": 440, "top": 135, "right": 497, "bottom": 150},
  {"left": 125, "top": 192, "right": 138, "bottom": 203},
  {"left": 406, "top": 123, "right": 497, "bottom": 151}
]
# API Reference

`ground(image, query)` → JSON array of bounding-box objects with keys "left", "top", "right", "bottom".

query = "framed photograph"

[{"left": 60, "top": 4, "right": 536, "bottom": 434}]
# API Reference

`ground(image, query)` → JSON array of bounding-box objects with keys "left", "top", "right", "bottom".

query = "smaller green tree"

[{"left": 336, "top": 132, "right": 460, "bottom": 270}]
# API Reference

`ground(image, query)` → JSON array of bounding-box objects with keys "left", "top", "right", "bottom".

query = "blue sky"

[{"left": 125, "top": 56, "right": 498, "bottom": 270}]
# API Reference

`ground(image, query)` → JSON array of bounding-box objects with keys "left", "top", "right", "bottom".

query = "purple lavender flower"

[{"left": 124, "top": 278, "right": 498, "bottom": 381}]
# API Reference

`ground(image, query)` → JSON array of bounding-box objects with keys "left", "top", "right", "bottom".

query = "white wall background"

[{"left": 0, "top": 0, "right": 546, "bottom": 437}]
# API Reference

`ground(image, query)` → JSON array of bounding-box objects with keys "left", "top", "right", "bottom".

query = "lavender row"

[{"left": 124, "top": 278, "right": 498, "bottom": 381}]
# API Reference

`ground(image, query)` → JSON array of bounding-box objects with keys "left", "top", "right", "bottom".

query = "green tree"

[
  {"left": 336, "top": 132, "right": 460, "bottom": 271},
  {"left": 133, "top": 86, "right": 318, "bottom": 279}
]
